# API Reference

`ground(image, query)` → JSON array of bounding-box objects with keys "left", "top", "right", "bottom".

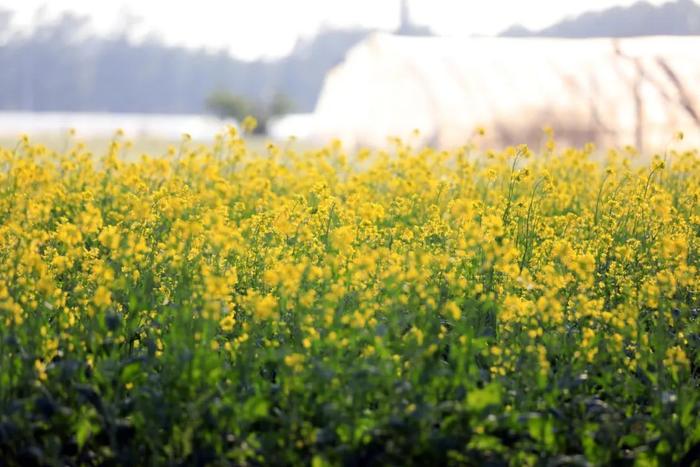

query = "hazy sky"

[{"left": 0, "top": 0, "right": 671, "bottom": 60}]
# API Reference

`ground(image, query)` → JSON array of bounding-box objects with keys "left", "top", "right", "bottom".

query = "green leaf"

[
  {"left": 468, "top": 434, "right": 505, "bottom": 452},
  {"left": 312, "top": 455, "right": 330, "bottom": 467},
  {"left": 467, "top": 383, "right": 501, "bottom": 411},
  {"left": 244, "top": 397, "right": 269, "bottom": 418},
  {"left": 76, "top": 417, "right": 96, "bottom": 449},
  {"left": 528, "top": 416, "right": 555, "bottom": 449},
  {"left": 121, "top": 361, "right": 141, "bottom": 382}
]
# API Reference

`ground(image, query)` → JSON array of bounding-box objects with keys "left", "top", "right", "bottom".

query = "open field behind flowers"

[
  {"left": 0, "top": 134, "right": 276, "bottom": 162},
  {"left": 0, "top": 128, "right": 699, "bottom": 466}
]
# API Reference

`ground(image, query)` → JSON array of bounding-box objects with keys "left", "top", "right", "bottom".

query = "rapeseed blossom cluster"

[{"left": 0, "top": 130, "right": 698, "bottom": 465}]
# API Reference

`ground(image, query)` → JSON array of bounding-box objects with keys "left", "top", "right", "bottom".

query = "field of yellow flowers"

[{"left": 0, "top": 129, "right": 698, "bottom": 465}]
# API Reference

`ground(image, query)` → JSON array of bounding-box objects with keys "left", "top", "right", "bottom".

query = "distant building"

[
  {"left": 312, "top": 33, "right": 700, "bottom": 151},
  {"left": 396, "top": 0, "right": 433, "bottom": 36}
]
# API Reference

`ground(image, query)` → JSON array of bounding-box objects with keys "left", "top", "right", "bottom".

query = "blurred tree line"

[
  {"left": 1, "top": 0, "right": 697, "bottom": 116},
  {"left": 501, "top": 0, "right": 700, "bottom": 37},
  {"left": 0, "top": 8, "right": 371, "bottom": 114}
]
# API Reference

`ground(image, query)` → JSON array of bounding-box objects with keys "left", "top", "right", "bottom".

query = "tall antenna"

[
  {"left": 400, "top": 0, "right": 411, "bottom": 31},
  {"left": 396, "top": 0, "right": 432, "bottom": 36}
]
